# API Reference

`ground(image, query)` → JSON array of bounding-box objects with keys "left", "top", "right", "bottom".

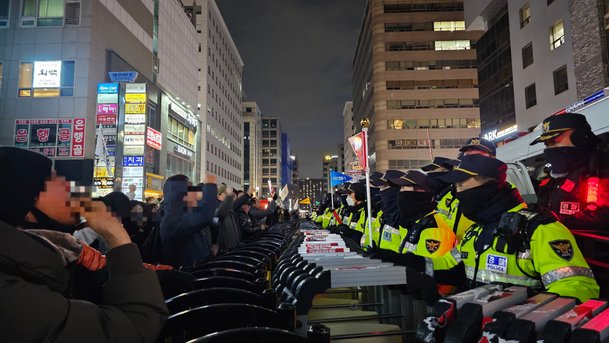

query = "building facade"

[
  {"left": 261, "top": 117, "right": 282, "bottom": 196},
  {"left": 185, "top": 0, "right": 244, "bottom": 189},
  {"left": 342, "top": 101, "right": 357, "bottom": 171},
  {"left": 466, "top": 0, "right": 609, "bottom": 135},
  {"left": 242, "top": 100, "right": 262, "bottom": 193},
  {"left": 322, "top": 154, "right": 339, "bottom": 193},
  {"left": 298, "top": 177, "right": 325, "bottom": 206},
  {"left": 0, "top": 0, "right": 199, "bottom": 200},
  {"left": 353, "top": 0, "right": 483, "bottom": 171}
]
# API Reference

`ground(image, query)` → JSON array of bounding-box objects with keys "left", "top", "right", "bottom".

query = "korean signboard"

[
  {"left": 121, "top": 83, "right": 147, "bottom": 200},
  {"left": 124, "top": 135, "right": 145, "bottom": 146},
  {"left": 146, "top": 127, "right": 162, "bottom": 150},
  {"left": 13, "top": 118, "right": 85, "bottom": 157},
  {"left": 125, "top": 114, "right": 146, "bottom": 124},
  {"left": 94, "top": 82, "right": 119, "bottom": 197},
  {"left": 123, "top": 145, "right": 145, "bottom": 156},
  {"left": 97, "top": 93, "right": 118, "bottom": 104},
  {"left": 97, "top": 83, "right": 119, "bottom": 94},
  {"left": 97, "top": 103, "right": 118, "bottom": 115},
  {"left": 125, "top": 103, "right": 146, "bottom": 114},
  {"left": 125, "top": 93, "right": 146, "bottom": 103},
  {"left": 33, "top": 61, "right": 61, "bottom": 88},
  {"left": 124, "top": 124, "right": 146, "bottom": 135}
]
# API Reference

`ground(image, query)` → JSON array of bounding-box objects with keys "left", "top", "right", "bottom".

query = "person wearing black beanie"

[{"left": 0, "top": 147, "right": 168, "bottom": 341}]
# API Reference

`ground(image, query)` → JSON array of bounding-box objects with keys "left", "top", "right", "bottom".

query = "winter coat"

[
  {"left": 215, "top": 196, "right": 241, "bottom": 251},
  {"left": 0, "top": 220, "right": 168, "bottom": 342},
  {"left": 160, "top": 180, "right": 218, "bottom": 267}
]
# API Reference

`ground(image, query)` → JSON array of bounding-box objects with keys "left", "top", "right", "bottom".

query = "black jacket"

[
  {"left": 215, "top": 196, "right": 241, "bottom": 251},
  {"left": 537, "top": 152, "right": 609, "bottom": 231},
  {"left": 0, "top": 220, "right": 168, "bottom": 342}
]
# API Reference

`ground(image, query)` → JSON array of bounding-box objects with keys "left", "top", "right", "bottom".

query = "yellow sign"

[
  {"left": 94, "top": 166, "right": 115, "bottom": 178},
  {"left": 125, "top": 103, "right": 147, "bottom": 114},
  {"left": 125, "top": 93, "right": 146, "bottom": 103},
  {"left": 299, "top": 197, "right": 311, "bottom": 205},
  {"left": 146, "top": 172, "right": 165, "bottom": 191},
  {"left": 144, "top": 189, "right": 163, "bottom": 199}
]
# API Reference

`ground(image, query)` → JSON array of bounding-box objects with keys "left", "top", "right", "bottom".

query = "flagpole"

[
  {"left": 361, "top": 118, "right": 373, "bottom": 246},
  {"left": 330, "top": 170, "right": 335, "bottom": 209}
]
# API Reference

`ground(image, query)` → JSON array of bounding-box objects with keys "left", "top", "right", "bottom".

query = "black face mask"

[
  {"left": 455, "top": 182, "right": 500, "bottom": 223},
  {"left": 397, "top": 191, "right": 434, "bottom": 219},
  {"left": 428, "top": 171, "right": 450, "bottom": 194},
  {"left": 379, "top": 187, "right": 399, "bottom": 225},
  {"left": 544, "top": 146, "right": 592, "bottom": 175},
  {"left": 23, "top": 207, "right": 81, "bottom": 234}
]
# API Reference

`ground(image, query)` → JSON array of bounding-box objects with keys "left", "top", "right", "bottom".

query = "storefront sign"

[
  {"left": 124, "top": 135, "right": 145, "bottom": 146},
  {"left": 125, "top": 103, "right": 146, "bottom": 114},
  {"left": 123, "top": 166, "right": 144, "bottom": 177},
  {"left": 125, "top": 114, "right": 146, "bottom": 124},
  {"left": 33, "top": 61, "right": 61, "bottom": 88},
  {"left": 146, "top": 173, "right": 164, "bottom": 192},
  {"left": 483, "top": 124, "right": 518, "bottom": 141},
  {"left": 108, "top": 71, "right": 138, "bottom": 82},
  {"left": 96, "top": 114, "right": 117, "bottom": 125},
  {"left": 126, "top": 83, "right": 146, "bottom": 93},
  {"left": 174, "top": 145, "right": 193, "bottom": 158},
  {"left": 123, "top": 145, "right": 145, "bottom": 156},
  {"left": 97, "top": 93, "right": 118, "bottom": 104},
  {"left": 146, "top": 127, "right": 162, "bottom": 150},
  {"left": 125, "top": 93, "right": 146, "bottom": 103},
  {"left": 97, "top": 103, "right": 118, "bottom": 115},
  {"left": 170, "top": 103, "right": 198, "bottom": 128},
  {"left": 97, "top": 83, "right": 119, "bottom": 94},
  {"left": 123, "top": 156, "right": 144, "bottom": 167},
  {"left": 124, "top": 124, "right": 146, "bottom": 135},
  {"left": 14, "top": 118, "right": 84, "bottom": 157},
  {"left": 94, "top": 177, "right": 114, "bottom": 189}
]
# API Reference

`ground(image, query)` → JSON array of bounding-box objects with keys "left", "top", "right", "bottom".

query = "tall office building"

[
  {"left": 0, "top": 0, "right": 199, "bottom": 200},
  {"left": 184, "top": 0, "right": 244, "bottom": 189},
  {"left": 242, "top": 101, "right": 262, "bottom": 193},
  {"left": 281, "top": 132, "right": 298, "bottom": 187},
  {"left": 261, "top": 117, "right": 282, "bottom": 196},
  {"left": 466, "top": 0, "right": 609, "bottom": 135},
  {"left": 353, "top": 0, "right": 483, "bottom": 171},
  {"left": 298, "top": 178, "right": 325, "bottom": 206},
  {"left": 322, "top": 154, "right": 339, "bottom": 193},
  {"left": 342, "top": 101, "right": 357, "bottom": 172}
]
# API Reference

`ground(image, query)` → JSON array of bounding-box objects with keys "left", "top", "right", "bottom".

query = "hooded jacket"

[
  {"left": 0, "top": 220, "right": 168, "bottom": 342},
  {"left": 160, "top": 180, "right": 218, "bottom": 267}
]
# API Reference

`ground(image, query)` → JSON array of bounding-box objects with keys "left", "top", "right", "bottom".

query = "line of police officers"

[{"left": 311, "top": 112, "right": 608, "bottom": 302}]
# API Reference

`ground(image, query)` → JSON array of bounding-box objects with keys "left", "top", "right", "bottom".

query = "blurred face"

[
  {"left": 242, "top": 203, "right": 250, "bottom": 213},
  {"left": 544, "top": 130, "right": 574, "bottom": 148},
  {"left": 34, "top": 173, "right": 82, "bottom": 225},
  {"left": 455, "top": 177, "right": 485, "bottom": 192},
  {"left": 129, "top": 185, "right": 136, "bottom": 192},
  {"left": 183, "top": 190, "right": 202, "bottom": 208},
  {"left": 462, "top": 148, "right": 493, "bottom": 158},
  {"left": 130, "top": 204, "right": 145, "bottom": 223}
]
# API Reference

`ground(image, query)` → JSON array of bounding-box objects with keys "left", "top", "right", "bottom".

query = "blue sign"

[
  {"left": 330, "top": 170, "right": 353, "bottom": 186},
  {"left": 97, "top": 83, "right": 119, "bottom": 94},
  {"left": 108, "top": 71, "right": 138, "bottom": 82},
  {"left": 123, "top": 156, "right": 144, "bottom": 167}
]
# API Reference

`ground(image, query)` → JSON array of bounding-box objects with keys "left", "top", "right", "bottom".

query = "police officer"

[
  {"left": 530, "top": 112, "right": 609, "bottom": 231},
  {"left": 419, "top": 154, "right": 599, "bottom": 301},
  {"left": 340, "top": 182, "right": 367, "bottom": 242}
]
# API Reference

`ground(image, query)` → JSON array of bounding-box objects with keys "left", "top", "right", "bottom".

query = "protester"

[
  {"left": 159, "top": 174, "right": 218, "bottom": 267},
  {"left": 0, "top": 147, "right": 167, "bottom": 342}
]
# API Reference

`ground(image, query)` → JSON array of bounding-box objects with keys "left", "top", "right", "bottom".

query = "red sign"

[
  {"left": 348, "top": 131, "right": 368, "bottom": 170},
  {"left": 96, "top": 103, "right": 118, "bottom": 115},
  {"left": 96, "top": 114, "right": 117, "bottom": 125},
  {"left": 146, "top": 127, "right": 162, "bottom": 150},
  {"left": 71, "top": 118, "right": 86, "bottom": 157}
]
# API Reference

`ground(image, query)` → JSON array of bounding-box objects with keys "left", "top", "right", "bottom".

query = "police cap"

[
  {"left": 530, "top": 112, "right": 592, "bottom": 145},
  {"left": 388, "top": 170, "right": 434, "bottom": 192},
  {"left": 459, "top": 137, "right": 496, "bottom": 156},
  {"left": 347, "top": 182, "right": 366, "bottom": 201},
  {"left": 421, "top": 157, "right": 460, "bottom": 172},
  {"left": 439, "top": 155, "right": 507, "bottom": 184}
]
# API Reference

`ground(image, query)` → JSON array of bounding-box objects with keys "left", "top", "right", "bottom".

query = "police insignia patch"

[
  {"left": 470, "top": 138, "right": 481, "bottom": 145},
  {"left": 445, "top": 197, "right": 454, "bottom": 207},
  {"left": 543, "top": 121, "right": 550, "bottom": 133},
  {"left": 549, "top": 240, "right": 574, "bottom": 261},
  {"left": 426, "top": 239, "right": 441, "bottom": 254}
]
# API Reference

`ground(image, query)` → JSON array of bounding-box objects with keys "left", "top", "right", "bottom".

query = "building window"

[
  {"left": 434, "top": 40, "right": 470, "bottom": 51},
  {"left": 168, "top": 116, "right": 196, "bottom": 149},
  {"left": 433, "top": 21, "right": 465, "bottom": 31},
  {"left": 387, "top": 79, "right": 476, "bottom": 90},
  {"left": 387, "top": 99, "right": 478, "bottom": 109},
  {"left": 550, "top": 19, "right": 565, "bottom": 50},
  {"left": 21, "top": 0, "right": 66, "bottom": 27},
  {"left": 520, "top": 4, "right": 531, "bottom": 28},
  {"left": 386, "top": 59, "right": 477, "bottom": 71},
  {"left": 522, "top": 43, "right": 534, "bottom": 69},
  {"left": 553, "top": 65, "right": 569, "bottom": 95},
  {"left": 525, "top": 83, "right": 537, "bottom": 109},
  {"left": 0, "top": 0, "right": 9, "bottom": 27},
  {"left": 18, "top": 60, "right": 74, "bottom": 97}
]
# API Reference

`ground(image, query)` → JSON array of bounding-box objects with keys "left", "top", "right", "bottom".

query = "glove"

[{"left": 406, "top": 267, "right": 440, "bottom": 306}]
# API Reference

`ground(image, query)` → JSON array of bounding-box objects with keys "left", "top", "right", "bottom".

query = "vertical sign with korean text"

[
  {"left": 122, "top": 83, "right": 147, "bottom": 200},
  {"left": 93, "top": 82, "right": 119, "bottom": 197}
]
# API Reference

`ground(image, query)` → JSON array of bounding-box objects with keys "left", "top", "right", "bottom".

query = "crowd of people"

[
  {"left": 0, "top": 145, "right": 289, "bottom": 341},
  {"left": 0, "top": 111, "right": 607, "bottom": 341},
  {"left": 312, "top": 112, "right": 607, "bottom": 303}
]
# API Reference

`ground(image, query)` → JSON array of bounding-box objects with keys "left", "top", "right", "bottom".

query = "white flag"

[{"left": 95, "top": 125, "right": 113, "bottom": 177}]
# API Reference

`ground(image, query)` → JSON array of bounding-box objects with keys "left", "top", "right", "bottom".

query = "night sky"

[{"left": 216, "top": 0, "right": 367, "bottom": 178}]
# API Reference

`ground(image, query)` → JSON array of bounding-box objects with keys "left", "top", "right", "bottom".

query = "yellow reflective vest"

[
  {"left": 429, "top": 204, "right": 599, "bottom": 302},
  {"left": 435, "top": 190, "right": 474, "bottom": 241},
  {"left": 361, "top": 210, "right": 383, "bottom": 249}
]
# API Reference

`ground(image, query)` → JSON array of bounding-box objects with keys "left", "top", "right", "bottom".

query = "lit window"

[
  {"left": 18, "top": 60, "right": 74, "bottom": 98},
  {"left": 550, "top": 19, "right": 564, "bottom": 50},
  {"left": 434, "top": 40, "right": 470, "bottom": 51},
  {"left": 433, "top": 21, "right": 465, "bottom": 31},
  {"left": 520, "top": 4, "right": 531, "bottom": 28}
]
